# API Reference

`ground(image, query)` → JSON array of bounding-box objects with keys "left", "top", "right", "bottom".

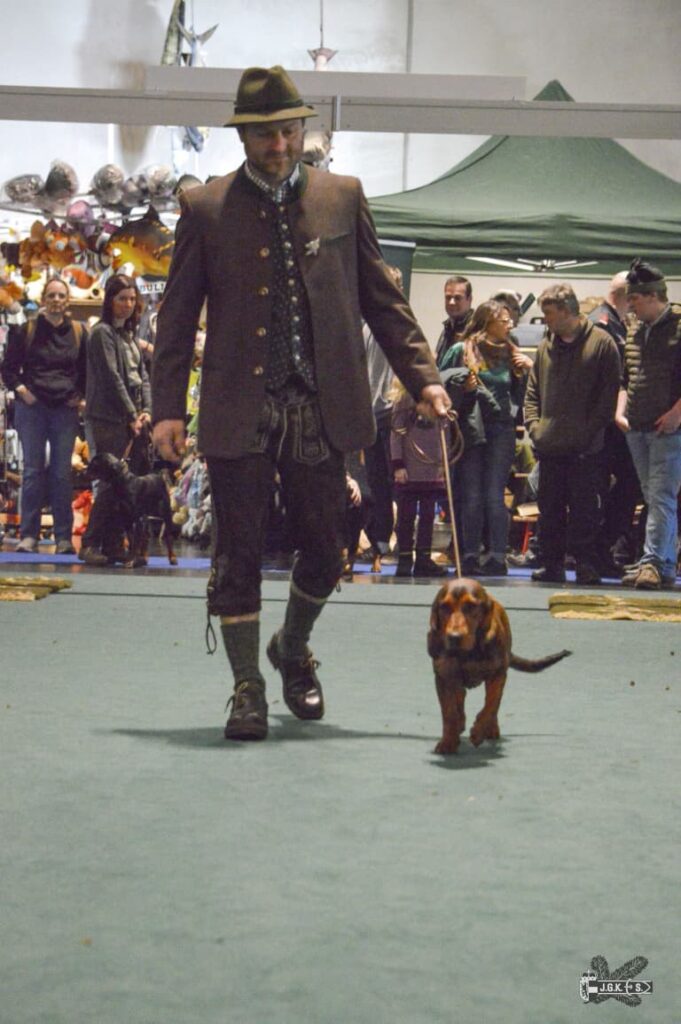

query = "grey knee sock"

[
  {"left": 280, "top": 583, "right": 327, "bottom": 659},
  {"left": 220, "top": 620, "right": 264, "bottom": 688}
]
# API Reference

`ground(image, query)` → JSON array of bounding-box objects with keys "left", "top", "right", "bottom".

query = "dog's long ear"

[
  {"left": 480, "top": 596, "right": 500, "bottom": 650},
  {"left": 427, "top": 592, "right": 445, "bottom": 659}
]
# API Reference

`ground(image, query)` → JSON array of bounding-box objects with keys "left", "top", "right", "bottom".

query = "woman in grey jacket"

[{"left": 80, "top": 274, "right": 151, "bottom": 565}]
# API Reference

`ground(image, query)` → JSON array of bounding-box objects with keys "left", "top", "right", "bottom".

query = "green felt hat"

[{"left": 225, "top": 65, "right": 317, "bottom": 126}]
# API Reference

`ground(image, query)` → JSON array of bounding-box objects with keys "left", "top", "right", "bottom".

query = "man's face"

[
  {"left": 444, "top": 282, "right": 471, "bottom": 322},
  {"left": 240, "top": 119, "right": 305, "bottom": 185},
  {"left": 627, "top": 290, "right": 663, "bottom": 324},
  {"left": 541, "top": 303, "right": 576, "bottom": 337}
]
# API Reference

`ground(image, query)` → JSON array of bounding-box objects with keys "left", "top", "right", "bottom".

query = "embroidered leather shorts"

[
  {"left": 206, "top": 393, "right": 346, "bottom": 617},
  {"left": 247, "top": 390, "right": 330, "bottom": 466}
]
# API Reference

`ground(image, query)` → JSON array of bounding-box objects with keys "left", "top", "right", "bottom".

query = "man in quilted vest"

[{"left": 618, "top": 260, "right": 681, "bottom": 590}]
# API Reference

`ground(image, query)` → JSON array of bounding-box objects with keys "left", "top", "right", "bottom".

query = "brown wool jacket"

[{"left": 152, "top": 164, "right": 439, "bottom": 459}]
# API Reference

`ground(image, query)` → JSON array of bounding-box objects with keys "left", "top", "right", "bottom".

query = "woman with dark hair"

[
  {"left": 441, "top": 300, "right": 533, "bottom": 575},
  {"left": 1, "top": 277, "right": 87, "bottom": 553},
  {"left": 79, "top": 274, "right": 152, "bottom": 565}
]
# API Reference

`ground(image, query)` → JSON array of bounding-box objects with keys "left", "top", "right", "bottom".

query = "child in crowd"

[{"left": 390, "top": 381, "right": 449, "bottom": 578}]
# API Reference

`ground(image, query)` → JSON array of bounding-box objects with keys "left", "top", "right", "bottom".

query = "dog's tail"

[{"left": 510, "top": 649, "right": 572, "bottom": 673}]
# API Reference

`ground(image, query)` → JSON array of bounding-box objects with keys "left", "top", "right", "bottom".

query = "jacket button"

[
  {"left": 255, "top": 327, "right": 267, "bottom": 338},
  {"left": 258, "top": 209, "right": 267, "bottom": 219},
  {"left": 259, "top": 247, "right": 270, "bottom": 258},
  {"left": 252, "top": 365, "right": 264, "bottom": 376},
  {"left": 257, "top": 286, "right": 269, "bottom": 297}
]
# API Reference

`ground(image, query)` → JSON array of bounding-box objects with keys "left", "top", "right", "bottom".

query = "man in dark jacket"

[
  {"left": 152, "top": 65, "right": 449, "bottom": 741},
  {"left": 434, "top": 276, "right": 473, "bottom": 367},
  {"left": 524, "top": 284, "right": 620, "bottom": 584},
  {"left": 588, "top": 272, "right": 642, "bottom": 574},
  {"left": 617, "top": 260, "right": 681, "bottom": 590}
]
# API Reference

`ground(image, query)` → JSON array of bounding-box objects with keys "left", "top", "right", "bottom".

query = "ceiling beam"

[{"left": 0, "top": 73, "right": 679, "bottom": 139}]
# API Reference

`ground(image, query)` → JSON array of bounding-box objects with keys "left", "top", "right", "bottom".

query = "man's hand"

[
  {"left": 346, "top": 476, "right": 361, "bottom": 507},
  {"left": 416, "top": 383, "right": 451, "bottom": 421},
  {"left": 510, "top": 349, "right": 533, "bottom": 374},
  {"left": 16, "top": 385, "right": 36, "bottom": 406},
  {"left": 615, "top": 412, "right": 630, "bottom": 433},
  {"left": 394, "top": 467, "right": 408, "bottom": 485},
  {"left": 655, "top": 406, "right": 681, "bottom": 435},
  {"left": 153, "top": 419, "right": 187, "bottom": 463}
]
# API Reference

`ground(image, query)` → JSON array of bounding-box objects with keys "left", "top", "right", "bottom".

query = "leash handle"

[{"left": 439, "top": 414, "right": 462, "bottom": 577}]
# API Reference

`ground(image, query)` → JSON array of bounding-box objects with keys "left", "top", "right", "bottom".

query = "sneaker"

[
  {"left": 506, "top": 550, "right": 540, "bottom": 568},
  {"left": 634, "top": 564, "right": 662, "bottom": 590},
  {"left": 16, "top": 537, "right": 38, "bottom": 553},
  {"left": 531, "top": 564, "right": 566, "bottom": 583},
  {"left": 620, "top": 564, "right": 641, "bottom": 586},
  {"left": 224, "top": 680, "right": 268, "bottom": 741},
  {"left": 55, "top": 540, "right": 76, "bottom": 555},
  {"left": 480, "top": 558, "right": 508, "bottom": 577}
]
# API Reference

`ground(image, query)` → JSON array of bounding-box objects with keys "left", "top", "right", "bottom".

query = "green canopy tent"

[{"left": 370, "top": 81, "right": 681, "bottom": 277}]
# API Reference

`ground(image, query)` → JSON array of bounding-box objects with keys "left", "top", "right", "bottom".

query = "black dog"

[{"left": 87, "top": 452, "right": 177, "bottom": 567}]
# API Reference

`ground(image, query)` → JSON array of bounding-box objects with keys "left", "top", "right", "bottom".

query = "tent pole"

[{"left": 402, "top": 0, "right": 414, "bottom": 191}]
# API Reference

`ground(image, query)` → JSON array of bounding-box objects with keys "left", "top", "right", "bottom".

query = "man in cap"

[
  {"left": 617, "top": 260, "right": 681, "bottom": 590},
  {"left": 152, "top": 65, "right": 449, "bottom": 741}
]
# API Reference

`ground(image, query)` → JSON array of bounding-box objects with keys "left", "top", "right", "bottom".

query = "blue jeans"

[
  {"left": 460, "top": 422, "right": 516, "bottom": 561},
  {"left": 626, "top": 429, "right": 681, "bottom": 580},
  {"left": 15, "top": 399, "right": 79, "bottom": 542}
]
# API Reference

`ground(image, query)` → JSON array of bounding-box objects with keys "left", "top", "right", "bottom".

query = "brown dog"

[{"left": 427, "top": 578, "right": 571, "bottom": 754}]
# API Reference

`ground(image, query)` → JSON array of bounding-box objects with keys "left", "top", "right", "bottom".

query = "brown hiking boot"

[{"left": 224, "top": 680, "right": 268, "bottom": 741}]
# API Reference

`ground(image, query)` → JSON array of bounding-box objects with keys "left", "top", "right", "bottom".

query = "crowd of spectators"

[{"left": 1, "top": 261, "right": 679, "bottom": 590}]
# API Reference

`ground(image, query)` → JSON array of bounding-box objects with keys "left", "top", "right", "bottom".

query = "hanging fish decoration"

[
  {"left": 161, "top": 0, "right": 218, "bottom": 156},
  {"left": 105, "top": 206, "right": 175, "bottom": 279}
]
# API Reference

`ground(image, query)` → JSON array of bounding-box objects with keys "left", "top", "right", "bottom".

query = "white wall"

[{"left": 1, "top": 0, "right": 680, "bottom": 198}]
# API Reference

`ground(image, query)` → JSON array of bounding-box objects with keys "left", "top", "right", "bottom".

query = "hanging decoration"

[
  {"left": 304, "top": 0, "right": 336, "bottom": 170},
  {"left": 106, "top": 206, "right": 175, "bottom": 280},
  {"left": 160, "top": 0, "right": 219, "bottom": 163}
]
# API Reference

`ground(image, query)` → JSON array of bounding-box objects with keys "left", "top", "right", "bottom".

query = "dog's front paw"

[
  {"left": 470, "top": 716, "right": 500, "bottom": 747},
  {"left": 434, "top": 737, "right": 460, "bottom": 755}
]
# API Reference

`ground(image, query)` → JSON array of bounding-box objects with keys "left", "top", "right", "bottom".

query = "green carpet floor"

[{"left": 1, "top": 572, "right": 678, "bottom": 1023}]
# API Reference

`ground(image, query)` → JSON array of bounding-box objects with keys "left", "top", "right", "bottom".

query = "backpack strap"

[{"left": 23, "top": 318, "right": 37, "bottom": 352}]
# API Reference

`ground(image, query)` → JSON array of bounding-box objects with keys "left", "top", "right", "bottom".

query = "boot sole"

[{"left": 224, "top": 720, "right": 268, "bottom": 741}]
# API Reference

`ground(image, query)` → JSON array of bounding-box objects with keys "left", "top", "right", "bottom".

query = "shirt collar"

[
  {"left": 243, "top": 160, "right": 300, "bottom": 204},
  {"left": 645, "top": 303, "right": 671, "bottom": 333}
]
